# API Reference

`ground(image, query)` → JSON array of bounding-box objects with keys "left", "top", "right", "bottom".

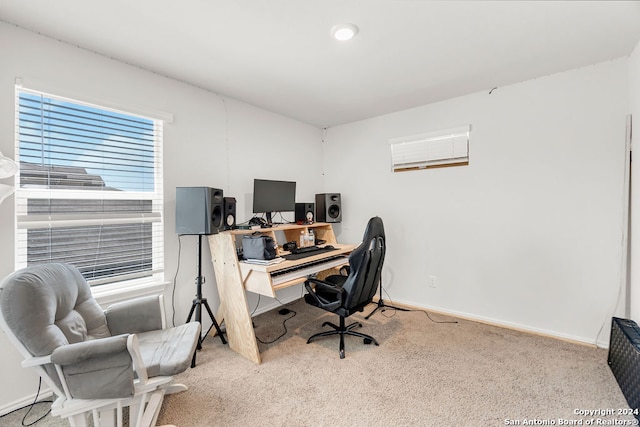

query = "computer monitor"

[{"left": 252, "top": 179, "right": 296, "bottom": 224}]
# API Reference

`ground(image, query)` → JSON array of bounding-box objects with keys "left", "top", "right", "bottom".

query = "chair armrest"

[
  {"left": 50, "top": 334, "right": 136, "bottom": 399},
  {"left": 51, "top": 334, "right": 129, "bottom": 365},
  {"left": 106, "top": 295, "right": 164, "bottom": 335},
  {"left": 304, "top": 278, "right": 344, "bottom": 311}
]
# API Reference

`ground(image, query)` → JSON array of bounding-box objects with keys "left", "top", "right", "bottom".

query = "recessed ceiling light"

[{"left": 331, "top": 23, "right": 359, "bottom": 41}]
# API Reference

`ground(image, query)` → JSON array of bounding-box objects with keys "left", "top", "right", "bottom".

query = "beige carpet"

[{"left": 1, "top": 298, "right": 635, "bottom": 426}]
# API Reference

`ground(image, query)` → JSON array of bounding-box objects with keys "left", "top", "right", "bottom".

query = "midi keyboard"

[{"left": 270, "top": 255, "right": 348, "bottom": 285}]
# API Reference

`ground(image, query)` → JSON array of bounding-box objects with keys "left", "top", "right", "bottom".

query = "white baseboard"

[{"left": 378, "top": 297, "right": 607, "bottom": 349}]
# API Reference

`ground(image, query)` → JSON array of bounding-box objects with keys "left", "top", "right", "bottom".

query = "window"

[
  {"left": 389, "top": 125, "right": 471, "bottom": 172},
  {"left": 15, "top": 88, "right": 164, "bottom": 287}
]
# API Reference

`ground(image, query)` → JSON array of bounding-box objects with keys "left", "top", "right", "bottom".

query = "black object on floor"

[{"left": 608, "top": 316, "right": 640, "bottom": 420}]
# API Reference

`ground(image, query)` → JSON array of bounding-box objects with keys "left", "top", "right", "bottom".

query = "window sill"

[{"left": 91, "top": 278, "right": 167, "bottom": 307}]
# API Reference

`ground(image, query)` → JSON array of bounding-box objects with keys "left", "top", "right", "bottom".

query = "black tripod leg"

[
  {"left": 190, "top": 345, "right": 198, "bottom": 368},
  {"left": 202, "top": 299, "right": 227, "bottom": 345},
  {"left": 365, "top": 299, "right": 410, "bottom": 320},
  {"left": 365, "top": 302, "right": 384, "bottom": 320},
  {"left": 186, "top": 301, "right": 197, "bottom": 323}
]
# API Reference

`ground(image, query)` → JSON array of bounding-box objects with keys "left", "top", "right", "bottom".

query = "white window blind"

[
  {"left": 15, "top": 88, "right": 164, "bottom": 287},
  {"left": 389, "top": 125, "right": 471, "bottom": 172}
]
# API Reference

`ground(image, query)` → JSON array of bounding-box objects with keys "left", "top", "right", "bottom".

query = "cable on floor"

[
  {"left": 373, "top": 286, "right": 458, "bottom": 324},
  {"left": 0, "top": 378, "right": 53, "bottom": 426}
]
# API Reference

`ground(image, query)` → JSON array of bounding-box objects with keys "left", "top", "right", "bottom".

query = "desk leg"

[{"left": 208, "top": 233, "right": 261, "bottom": 364}]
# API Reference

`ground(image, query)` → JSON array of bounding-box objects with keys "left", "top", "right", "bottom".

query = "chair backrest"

[
  {"left": 0, "top": 263, "right": 112, "bottom": 396},
  {"left": 340, "top": 216, "right": 386, "bottom": 311},
  {"left": 0, "top": 263, "right": 111, "bottom": 358}
]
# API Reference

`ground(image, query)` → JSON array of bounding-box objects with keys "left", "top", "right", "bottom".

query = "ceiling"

[{"left": 1, "top": 1, "right": 639, "bottom": 128}]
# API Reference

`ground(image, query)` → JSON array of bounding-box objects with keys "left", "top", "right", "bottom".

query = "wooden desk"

[{"left": 207, "top": 223, "right": 353, "bottom": 364}]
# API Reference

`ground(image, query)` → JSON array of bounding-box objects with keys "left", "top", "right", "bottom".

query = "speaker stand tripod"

[
  {"left": 186, "top": 234, "right": 227, "bottom": 368},
  {"left": 365, "top": 280, "right": 409, "bottom": 320}
]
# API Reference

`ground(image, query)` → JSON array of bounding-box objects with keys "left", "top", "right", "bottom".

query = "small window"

[
  {"left": 389, "top": 125, "right": 471, "bottom": 172},
  {"left": 15, "top": 88, "right": 164, "bottom": 287}
]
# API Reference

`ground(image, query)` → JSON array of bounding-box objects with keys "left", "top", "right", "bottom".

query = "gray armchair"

[{"left": 0, "top": 263, "right": 201, "bottom": 427}]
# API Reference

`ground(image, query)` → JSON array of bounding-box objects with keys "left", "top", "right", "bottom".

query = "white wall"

[
  {"left": 629, "top": 39, "right": 640, "bottom": 321},
  {"left": 0, "top": 19, "right": 636, "bottom": 414},
  {"left": 0, "top": 22, "right": 323, "bottom": 412},
  {"left": 324, "top": 58, "right": 630, "bottom": 346}
]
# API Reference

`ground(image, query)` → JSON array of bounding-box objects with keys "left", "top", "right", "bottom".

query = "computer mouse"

[{"left": 325, "top": 245, "right": 335, "bottom": 250}]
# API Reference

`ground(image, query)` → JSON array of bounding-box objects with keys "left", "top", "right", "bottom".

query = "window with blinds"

[
  {"left": 389, "top": 125, "right": 471, "bottom": 172},
  {"left": 15, "top": 88, "right": 164, "bottom": 287}
]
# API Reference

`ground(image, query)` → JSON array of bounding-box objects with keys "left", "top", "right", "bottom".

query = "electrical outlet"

[{"left": 428, "top": 275, "right": 437, "bottom": 288}]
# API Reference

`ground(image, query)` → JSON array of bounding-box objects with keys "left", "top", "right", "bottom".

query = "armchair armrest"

[
  {"left": 105, "top": 295, "right": 164, "bottom": 335},
  {"left": 51, "top": 334, "right": 129, "bottom": 365},
  {"left": 304, "top": 278, "right": 344, "bottom": 312},
  {"left": 50, "top": 334, "right": 135, "bottom": 399}
]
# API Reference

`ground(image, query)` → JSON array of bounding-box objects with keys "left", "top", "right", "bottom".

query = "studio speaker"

[
  {"left": 295, "top": 202, "right": 315, "bottom": 224},
  {"left": 176, "top": 187, "right": 224, "bottom": 235},
  {"left": 223, "top": 197, "right": 237, "bottom": 230},
  {"left": 315, "top": 193, "right": 342, "bottom": 223}
]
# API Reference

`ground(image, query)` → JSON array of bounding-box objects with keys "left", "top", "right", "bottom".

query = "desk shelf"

[
  {"left": 207, "top": 222, "right": 351, "bottom": 364},
  {"left": 228, "top": 222, "right": 338, "bottom": 256}
]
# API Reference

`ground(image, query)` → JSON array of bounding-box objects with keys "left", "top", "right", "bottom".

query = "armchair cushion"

[
  {"left": 137, "top": 322, "right": 201, "bottom": 377},
  {"left": 106, "top": 295, "right": 163, "bottom": 335},
  {"left": 51, "top": 334, "right": 134, "bottom": 399},
  {"left": 107, "top": 295, "right": 201, "bottom": 377}
]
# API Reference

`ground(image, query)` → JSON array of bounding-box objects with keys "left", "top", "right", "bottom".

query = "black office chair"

[{"left": 304, "top": 216, "right": 385, "bottom": 358}]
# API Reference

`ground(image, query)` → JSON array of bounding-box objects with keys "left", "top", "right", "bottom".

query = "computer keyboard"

[
  {"left": 290, "top": 245, "right": 322, "bottom": 255},
  {"left": 285, "top": 245, "right": 338, "bottom": 260},
  {"left": 271, "top": 255, "right": 348, "bottom": 284}
]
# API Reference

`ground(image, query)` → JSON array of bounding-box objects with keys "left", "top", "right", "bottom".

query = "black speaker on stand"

[
  {"left": 176, "top": 187, "right": 227, "bottom": 367},
  {"left": 176, "top": 187, "right": 225, "bottom": 235}
]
